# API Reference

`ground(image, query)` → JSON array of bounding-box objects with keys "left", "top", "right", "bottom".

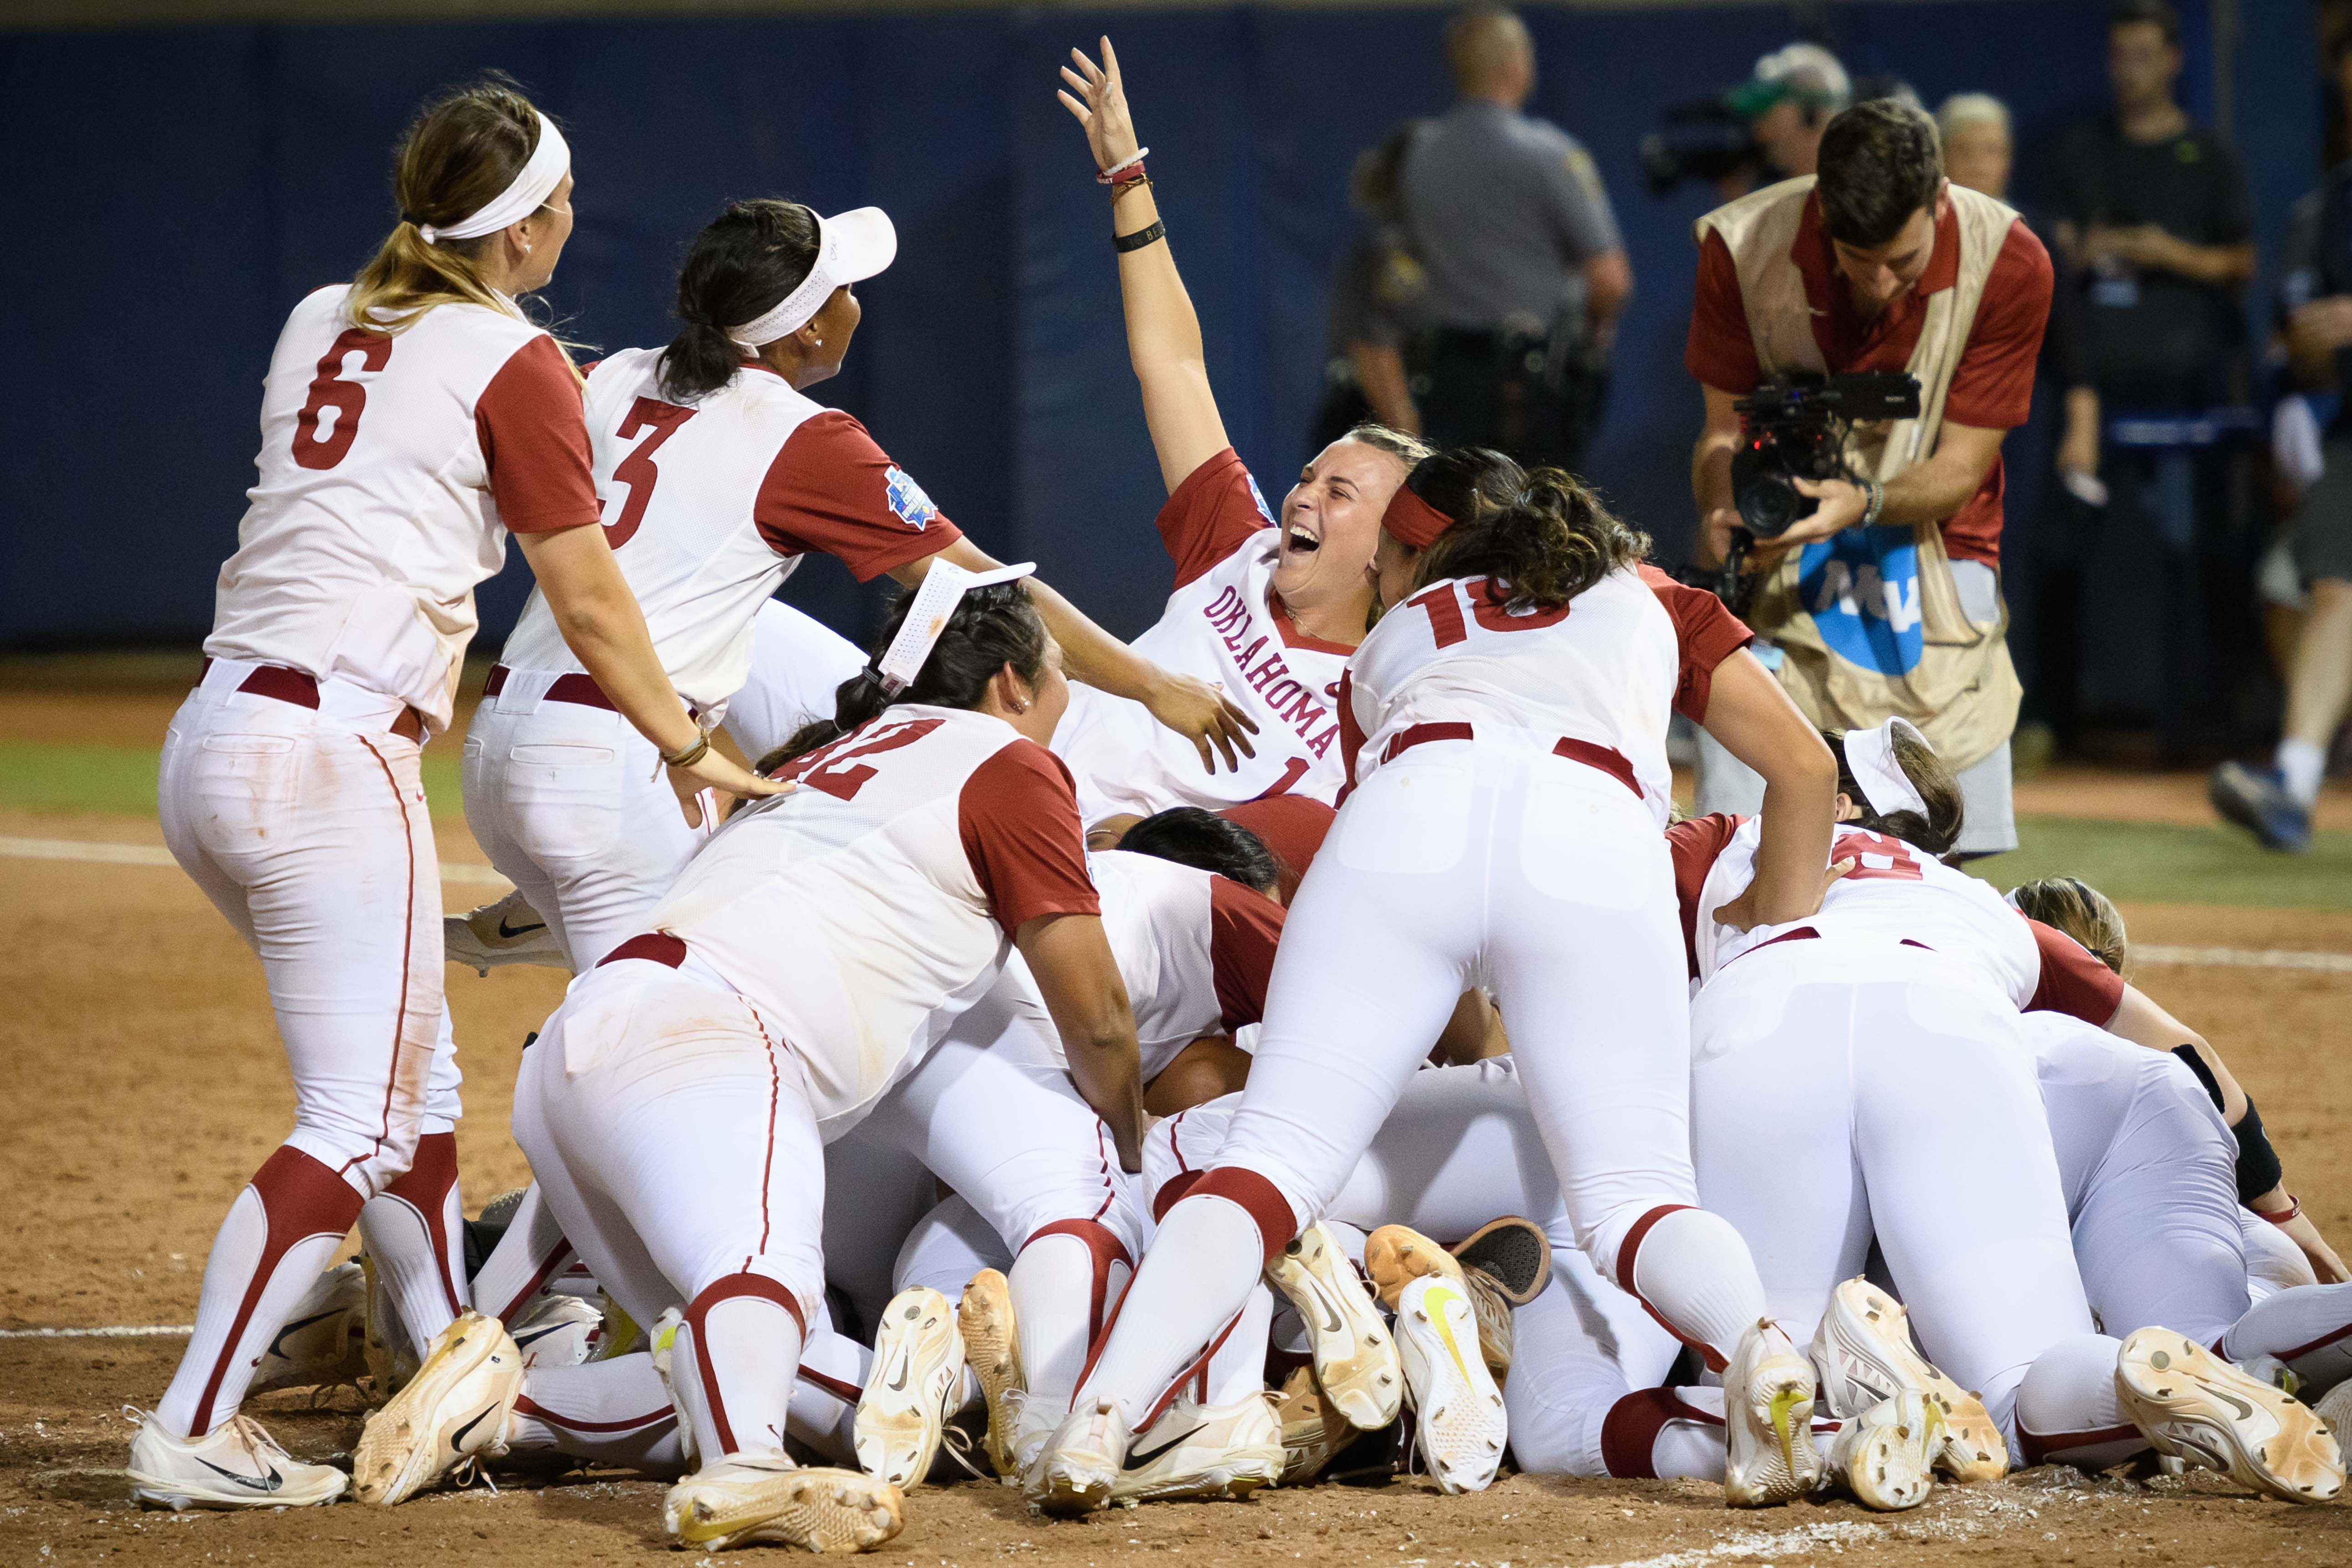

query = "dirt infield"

[{"left": 8, "top": 680, "right": 2352, "bottom": 1564}]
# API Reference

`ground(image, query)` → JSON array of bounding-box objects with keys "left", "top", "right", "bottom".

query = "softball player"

[
  {"left": 129, "top": 78, "right": 774, "bottom": 1512},
  {"left": 1051, "top": 40, "right": 1427, "bottom": 834},
  {"left": 351, "top": 573, "right": 1145, "bottom": 1552},
  {"left": 1026, "top": 395, "right": 1846, "bottom": 1512}
]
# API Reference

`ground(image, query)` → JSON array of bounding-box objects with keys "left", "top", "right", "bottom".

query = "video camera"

[
  {"left": 1639, "top": 100, "right": 1766, "bottom": 196},
  {"left": 1682, "top": 370, "right": 1921, "bottom": 615}
]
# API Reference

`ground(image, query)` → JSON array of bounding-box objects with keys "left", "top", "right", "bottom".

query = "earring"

[
  {"left": 1013, "top": 699, "right": 1029, "bottom": 714},
  {"left": 813, "top": 337, "right": 823, "bottom": 348}
]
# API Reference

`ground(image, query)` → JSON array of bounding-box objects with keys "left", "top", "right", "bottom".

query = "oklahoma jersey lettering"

[
  {"left": 1055, "top": 449, "right": 1352, "bottom": 823},
  {"left": 499, "top": 347, "right": 957, "bottom": 717},
  {"left": 208, "top": 286, "right": 600, "bottom": 730},
  {"left": 1669, "top": 813, "right": 2126, "bottom": 1023},
  {"left": 643, "top": 707, "right": 1096, "bottom": 1134}
]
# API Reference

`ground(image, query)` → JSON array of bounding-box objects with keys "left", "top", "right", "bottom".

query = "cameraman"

[{"left": 1687, "top": 98, "right": 2053, "bottom": 855}]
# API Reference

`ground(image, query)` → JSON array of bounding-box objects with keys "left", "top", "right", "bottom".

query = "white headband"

[
  {"left": 414, "top": 111, "right": 571, "bottom": 246},
  {"left": 728, "top": 207, "right": 898, "bottom": 350},
  {"left": 872, "top": 559, "right": 1037, "bottom": 697},
  {"left": 1843, "top": 716, "right": 1931, "bottom": 819}
]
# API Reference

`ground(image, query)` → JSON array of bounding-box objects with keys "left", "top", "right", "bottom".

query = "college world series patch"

[{"left": 886, "top": 465, "right": 940, "bottom": 530}]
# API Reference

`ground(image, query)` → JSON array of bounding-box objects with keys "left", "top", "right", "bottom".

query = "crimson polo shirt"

[{"left": 1685, "top": 191, "right": 2053, "bottom": 566}]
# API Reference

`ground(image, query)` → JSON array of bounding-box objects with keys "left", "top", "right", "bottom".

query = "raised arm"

[{"left": 1060, "top": 37, "right": 1230, "bottom": 495}]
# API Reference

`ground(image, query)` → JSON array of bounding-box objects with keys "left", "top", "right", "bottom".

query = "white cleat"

[
  {"left": 351, "top": 1311, "right": 523, "bottom": 1505},
  {"left": 855, "top": 1287, "right": 967, "bottom": 1490},
  {"left": 443, "top": 888, "right": 569, "bottom": 976},
  {"left": 1110, "top": 1393, "right": 1285, "bottom": 1504},
  {"left": 2115, "top": 1328, "right": 2345, "bottom": 1505},
  {"left": 508, "top": 1291, "right": 603, "bottom": 1371},
  {"left": 2316, "top": 1379, "right": 2352, "bottom": 1443},
  {"left": 1265, "top": 1222, "right": 1403, "bottom": 1430},
  {"left": 959, "top": 1269, "right": 1026, "bottom": 1480},
  {"left": 1363, "top": 1223, "right": 1516, "bottom": 1379},
  {"left": 127, "top": 1411, "right": 348, "bottom": 1510},
  {"left": 1025, "top": 1396, "right": 1132, "bottom": 1517},
  {"left": 1724, "top": 1319, "right": 1824, "bottom": 1508},
  {"left": 1811, "top": 1276, "right": 2006, "bottom": 1482},
  {"left": 250, "top": 1260, "right": 369, "bottom": 1395},
  {"left": 664, "top": 1453, "right": 905, "bottom": 1552},
  {"left": 1394, "top": 1275, "right": 1506, "bottom": 1494},
  {"left": 1272, "top": 1364, "right": 1357, "bottom": 1486},
  {"left": 1825, "top": 1392, "right": 1939, "bottom": 1512}
]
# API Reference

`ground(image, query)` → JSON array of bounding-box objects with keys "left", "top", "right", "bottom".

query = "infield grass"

[{"left": 0, "top": 741, "right": 467, "bottom": 820}]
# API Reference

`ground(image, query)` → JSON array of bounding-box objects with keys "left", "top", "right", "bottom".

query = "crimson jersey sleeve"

[
  {"left": 1665, "top": 812, "right": 1744, "bottom": 979},
  {"left": 1208, "top": 876, "right": 1286, "bottom": 1031},
  {"left": 958, "top": 741, "right": 1101, "bottom": 936},
  {"left": 2024, "top": 917, "right": 2126, "bottom": 1025},
  {"left": 1940, "top": 221, "right": 2053, "bottom": 430},
  {"left": 755, "top": 411, "right": 965, "bottom": 581},
  {"left": 1638, "top": 565, "right": 1755, "bottom": 723},
  {"left": 1683, "top": 232, "right": 1762, "bottom": 395},
  {"left": 1157, "top": 448, "right": 1278, "bottom": 590},
  {"left": 1218, "top": 795, "right": 1337, "bottom": 905},
  {"left": 476, "top": 335, "right": 602, "bottom": 534}
]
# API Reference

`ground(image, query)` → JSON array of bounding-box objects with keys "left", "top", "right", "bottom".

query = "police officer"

[{"left": 1396, "top": 3, "right": 1629, "bottom": 472}]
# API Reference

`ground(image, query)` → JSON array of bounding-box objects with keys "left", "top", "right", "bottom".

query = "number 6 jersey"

[
  {"left": 497, "top": 345, "right": 959, "bottom": 720},
  {"left": 206, "top": 286, "right": 602, "bottom": 732}
]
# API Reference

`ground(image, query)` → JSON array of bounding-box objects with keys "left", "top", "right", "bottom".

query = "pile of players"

[{"left": 124, "top": 38, "right": 2352, "bottom": 1553}]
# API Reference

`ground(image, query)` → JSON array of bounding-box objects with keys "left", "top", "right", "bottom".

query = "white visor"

[
  {"left": 728, "top": 206, "right": 898, "bottom": 350},
  {"left": 418, "top": 111, "right": 570, "bottom": 246},
  {"left": 1843, "top": 716, "right": 1931, "bottom": 820},
  {"left": 874, "top": 559, "right": 1036, "bottom": 696}
]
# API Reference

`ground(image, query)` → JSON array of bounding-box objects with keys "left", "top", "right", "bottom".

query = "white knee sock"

[
  {"left": 2278, "top": 738, "right": 2327, "bottom": 807},
  {"left": 471, "top": 1183, "right": 573, "bottom": 1324},
  {"left": 2015, "top": 1333, "right": 2145, "bottom": 1469},
  {"left": 1078, "top": 1194, "right": 1267, "bottom": 1429},
  {"left": 1622, "top": 1208, "right": 1770, "bottom": 1370},
  {"left": 674, "top": 1279, "right": 807, "bottom": 1460},
  {"left": 2225, "top": 1282, "right": 2352, "bottom": 1395},
  {"left": 1201, "top": 1285, "right": 1274, "bottom": 1406},
  {"left": 356, "top": 1131, "right": 469, "bottom": 1358},
  {"left": 1014, "top": 1224, "right": 1133, "bottom": 1414},
  {"left": 510, "top": 1354, "right": 686, "bottom": 1472},
  {"left": 789, "top": 1314, "right": 873, "bottom": 1466}
]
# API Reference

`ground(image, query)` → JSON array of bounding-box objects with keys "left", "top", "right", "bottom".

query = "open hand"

[
  {"left": 667, "top": 749, "right": 788, "bottom": 829},
  {"left": 1058, "top": 36, "right": 1140, "bottom": 174},
  {"left": 1143, "top": 670, "right": 1260, "bottom": 773}
]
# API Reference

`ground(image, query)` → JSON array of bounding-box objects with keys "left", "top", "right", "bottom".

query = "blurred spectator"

[
  {"left": 2211, "top": 31, "right": 2352, "bottom": 852},
  {"left": 1395, "top": 3, "right": 1630, "bottom": 471},
  {"left": 1312, "top": 123, "right": 1431, "bottom": 448},
  {"left": 1728, "top": 42, "right": 1853, "bottom": 188},
  {"left": 2045, "top": 0, "right": 2259, "bottom": 758},
  {"left": 1936, "top": 93, "right": 2012, "bottom": 200}
]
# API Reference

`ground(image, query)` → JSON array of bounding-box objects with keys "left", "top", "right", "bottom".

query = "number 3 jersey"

[
  {"left": 642, "top": 706, "right": 1099, "bottom": 1134},
  {"left": 498, "top": 346, "right": 958, "bottom": 720},
  {"left": 1667, "top": 812, "right": 2125, "bottom": 1024},
  {"left": 207, "top": 286, "right": 602, "bottom": 732}
]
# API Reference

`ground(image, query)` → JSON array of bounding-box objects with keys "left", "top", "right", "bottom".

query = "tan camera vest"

[{"left": 1694, "top": 175, "right": 2023, "bottom": 772}]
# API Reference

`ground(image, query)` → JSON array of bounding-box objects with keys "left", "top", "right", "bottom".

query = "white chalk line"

[
  {"left": 0, "top": 1325, "right": 192, "bottom": 1340},
  {"left": 2134, "top": 942, "right": 2352, "bottom": 974},
  {"left": 0, "top": 835, "right": 511, "bottom": 887}
]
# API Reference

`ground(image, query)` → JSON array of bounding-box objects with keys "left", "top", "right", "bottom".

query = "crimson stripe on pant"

[{"left": 189, "top": 1146, "right": 365, "bottom": 1434}]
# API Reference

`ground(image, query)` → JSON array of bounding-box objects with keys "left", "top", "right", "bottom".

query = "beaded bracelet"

[{"left": 1096, "top": 147, "right": 1149, "bottom": 185}]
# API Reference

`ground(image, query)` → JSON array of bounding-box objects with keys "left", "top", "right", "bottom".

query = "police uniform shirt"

[
  {"left": 2049, "top": 117, "right": 2253, "bottom": 408},
  {"left": 1398, "top": 101, "right": 1621, "bottom": 333}
]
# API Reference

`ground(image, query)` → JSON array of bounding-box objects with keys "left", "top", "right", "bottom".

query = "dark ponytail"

[
  {"left": 659, "top": 198, "right": 822, "bottom": 403},
  {"left": 757, "top": 581, "right": 1051, "bottom": 773},
  {"left": 1825, "top": 726, "right": 1965, "bottom": 855},
  {"left": 1415, "top": 464, "right": 1649, "bottom": 611}
]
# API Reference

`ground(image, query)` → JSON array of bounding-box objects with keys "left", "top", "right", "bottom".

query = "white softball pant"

[
  {"left": 462, "top": 671, "right": 705, "bottom": 973},
  {"left": 1690, "top": 940, "right": 2095, "bottom": 1436}
]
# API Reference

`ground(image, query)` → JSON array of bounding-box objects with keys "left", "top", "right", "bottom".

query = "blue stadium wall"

[{"left": 0, "top": 0, "right": 2321, "bottom": 650}]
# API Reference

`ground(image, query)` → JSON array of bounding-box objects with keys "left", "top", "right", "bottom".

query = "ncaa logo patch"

[
  {"left": 1245, "top": 473, "right": 1274, "bottom": 526},
  {"left": 1795, "top": 524, "right": 1923, "bottom": 677},
  {"left": 885, "top": 466, "right": 939, "bottom": 530}
]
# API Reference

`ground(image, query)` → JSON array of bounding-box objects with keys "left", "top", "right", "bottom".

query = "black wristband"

[
  {"left": 2233, "top": 1097, "right": 2286, "bottom": 1206},
  {"left": 1114, "top": 219, "right": 1167, "bottom": 254}
]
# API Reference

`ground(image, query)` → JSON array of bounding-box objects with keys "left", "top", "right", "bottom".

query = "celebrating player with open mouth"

[{"left": 126, "top": 76, "right": 780, "bottom": 1511}]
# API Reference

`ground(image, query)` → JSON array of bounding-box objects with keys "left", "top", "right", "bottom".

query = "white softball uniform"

[
  {"left": 158, "top": 288, "right": 600, "bottom": 1442},
  {"left": 720, "top": 599, "right": 868, "bottom": 767},
  {"left": 1052, "top": 449, "right": 1354, "bottom": 823},
  {"left": 513, "top": 707, "right": 1096, "bottom": 1461},
  {"left": 1068, "top": 564, "right": 1775, "bottom": 1430},
  {"left": 469, "top": 350, "right": 953, "bottom": 970}
]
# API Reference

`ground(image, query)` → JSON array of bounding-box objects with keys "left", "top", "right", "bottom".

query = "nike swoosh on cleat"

[
  {"left": 1306, "top": 1285, "right": 1343, "bottom": 1336},
  {"left": 196, "top": 1458, "right": 283, "bottom": 1492},
  {"left": 513, "top": 1322, "right": 573, "bottom": 1350},
  {"left": 449, "top": 1405, "right": 497, "bottom": 1455},
  {"left": 1124, "top": 1424, "right": 1208, "bottom": 1470},
  {"left": 497, "top": 919, "right": 547, "bottom": 939},
  {"left": 267, "top": 1308, "right": 345, "bottom": 1361},
  {"left": 887, "top": 1360, "right": 911, "bottom": 1393}
]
